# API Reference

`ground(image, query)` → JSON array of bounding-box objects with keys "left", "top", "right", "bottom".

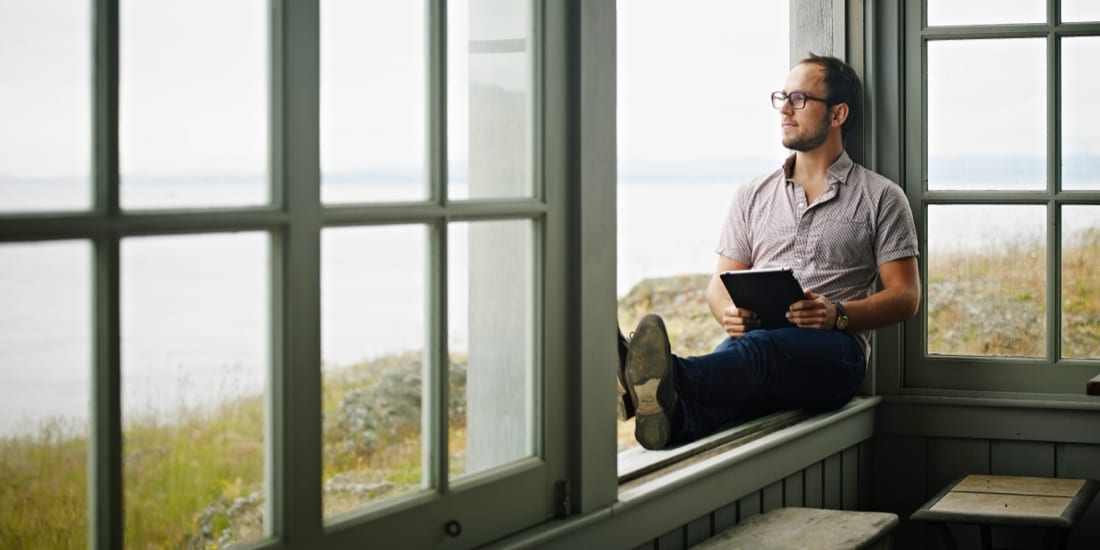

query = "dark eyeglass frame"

[{"left": 771, "top": 90, "right": 833, "bottom": 110}]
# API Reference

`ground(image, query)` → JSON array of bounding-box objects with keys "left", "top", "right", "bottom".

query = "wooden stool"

[
  {"left": 911, "top": 474, "right": 1100, "bottom": 550},
  {"left": 693, "top": 507, "right": 899, "bottom": 549}
]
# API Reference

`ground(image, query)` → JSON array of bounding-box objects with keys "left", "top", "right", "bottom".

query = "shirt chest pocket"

[{"left": 816, "top": 217, "right": 874, "bottom": 267}]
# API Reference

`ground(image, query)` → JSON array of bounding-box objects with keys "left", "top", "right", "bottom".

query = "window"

[
  {"left": 903, "top": 0, "right": 1100, "bottom": 393},
  {"left": 0, "top": 1, "right": 570, "bottom": 547}
]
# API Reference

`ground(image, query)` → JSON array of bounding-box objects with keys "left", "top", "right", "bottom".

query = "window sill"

[
  {"left": 615, "top": 396, "right": 880, "bottom": 500},
  {"left": 616, "top": 408, "right": 813, "bottom": 485},
  {"left": 490, "top": 397, "right": 879, "bottom": 549}
]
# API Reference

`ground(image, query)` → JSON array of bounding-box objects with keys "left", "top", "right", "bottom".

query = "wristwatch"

[{"left": 832, "top": 301, "right": 849, "bottom": 330}]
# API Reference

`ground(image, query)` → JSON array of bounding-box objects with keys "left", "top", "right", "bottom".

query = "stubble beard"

[{"left": 782, "top": 110, "right": 832, "bottom": 152}]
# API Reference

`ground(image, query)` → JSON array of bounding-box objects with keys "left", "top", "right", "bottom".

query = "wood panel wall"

[
  {"left": 872, "top": 435, "right": 1100, "bottom": 550},
  {"left": 631, "top": 442, "right": 871, "bottom": 550}
]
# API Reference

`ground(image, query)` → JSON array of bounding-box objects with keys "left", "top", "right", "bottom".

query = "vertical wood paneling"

[
  {"left": 649, "top": 444, "right": 871, "bottom": 549},
  {"left": 738, "top": 491, "right": 761, "bottom": 522},
  {"left": 991, "top": 440, "right": 1055, "bottom": 477},
  {"left": 859, "top": 441, "right": 872, "bottom": 509},
  {"left": 712, "top": 502, "right": 737, "bottom": 534},
  {"left": 655, "top": 527, "right": 684, "bottom": 550},
  {"left": 825, "top": 454, "right": 842, "bottom": 509},
  {"left": 805, "top": 461, "right": 824, "bottom": 508},
  {"left": 928, "top": 438, "right": 990, "bottom": 491},
  {"left": 784, "top": 471, "right": 804, "bottom": 507},
  {"left": 872, "top": 436, "right": 927, "bottom": 550},
  {"left": 762, "top": 481, "right": 783, "bottom": 513},
  {"left": 684, "top": 514, "right": 711, "bottom": 548},
  {"left": 1056, "top": 443, "right": 1100, "bottom": 548},
  {"left": 924, "top": 438, "right": 990, "bottom": 550},
  {"left": 842, "top": 446, "right": 859, "bottom": 510}
]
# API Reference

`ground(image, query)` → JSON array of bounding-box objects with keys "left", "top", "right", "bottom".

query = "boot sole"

[{"left": 625, "top": 314, "right": 675, "bottom": 450}]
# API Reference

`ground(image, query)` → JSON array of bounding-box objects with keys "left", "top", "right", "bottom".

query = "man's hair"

[{"left": 798, "top": 53, "right": 862, "bottom": 141}]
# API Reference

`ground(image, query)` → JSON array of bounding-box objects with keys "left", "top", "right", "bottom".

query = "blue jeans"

[{"left": 670, "top": 328, "right": 866, "bottom": 443}]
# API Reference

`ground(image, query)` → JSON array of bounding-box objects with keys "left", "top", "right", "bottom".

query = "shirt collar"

[{"left": 782, "top": 151, "right": 855, "bottom": 185}]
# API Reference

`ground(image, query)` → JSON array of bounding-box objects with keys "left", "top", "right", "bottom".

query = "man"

[{"left": 617, "top": 54, "right": 920, "bottom": 450}]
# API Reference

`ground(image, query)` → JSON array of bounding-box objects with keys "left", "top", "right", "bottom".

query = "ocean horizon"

[{"left": 2, "top": 176, "right": 1097, "bottom": 436}]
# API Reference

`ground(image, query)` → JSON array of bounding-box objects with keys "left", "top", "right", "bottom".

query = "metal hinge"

[{"left": 554, "top": 479, "right": 571, "bottom": 518}]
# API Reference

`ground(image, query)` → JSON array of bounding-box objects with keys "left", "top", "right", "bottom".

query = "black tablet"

[{"left": 719, "top": 267, "right": 806, "bottom": 330}]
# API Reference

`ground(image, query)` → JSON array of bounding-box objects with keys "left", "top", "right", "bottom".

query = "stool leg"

[
  {"left": 979, "top": 525, "right": 992, "bottom": 550},
  {"left": 935, "top": 524, "right": 959, "bottom": 550}
]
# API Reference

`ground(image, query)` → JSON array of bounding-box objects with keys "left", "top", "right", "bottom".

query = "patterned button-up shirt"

[{"left": 716, "top": 151, "right": 919, "bottom": 360}]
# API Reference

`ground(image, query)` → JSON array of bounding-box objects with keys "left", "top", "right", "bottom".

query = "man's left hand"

[{"left": 786, "top": 291, "right": 836, "bottom": 329}]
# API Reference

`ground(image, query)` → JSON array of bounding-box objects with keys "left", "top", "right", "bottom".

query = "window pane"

[
  {"left": 1062, "top": 206, "right": 1100, "bottom": 360},
  {"left": 927, "top": 39, "right": 1045, "bottom": 191},
  {"left": 321, "top": 225, "right": 427, "bottom": 519},
  {"left": 321, "top": 1, "right": 427, "bottom": 204},
  {"left": 1061, "top": 37, "right": 1100, "bottom": 191},
  {"left": 448, "top": 220, "right": 535, "bottom": 477},
  {"left": 1062, "top": 0, "right": 1100, "bottom": 22},
  {"left": 120, "top": 0, "right": 267, "bottom": 210},
  {"left": 927, "top": 0, "right": 1044, "bottom": 26},
  {"left": 448, "top": 0, "right": 533, "bottom": 200},
  {"left": 927, "top": 205, "right": 1046, "bottom": 357},
  {"left": 122, "top": 233, "right": 269, "bottom": 547},
  {"left": 0, "top": 1, "right": 91, "bottom": 213},
  {"left": 0, "top": 241, "right": 91, "bottom": 548}
]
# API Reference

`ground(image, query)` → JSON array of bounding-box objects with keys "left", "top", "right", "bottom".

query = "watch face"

[{"left": 836, "top": 316, "right": 849, "bottom": 330}]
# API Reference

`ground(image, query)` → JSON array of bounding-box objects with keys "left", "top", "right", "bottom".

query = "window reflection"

[
  {"left": 447, "top": 0, "right": 534, "bottom": 200},
  {"left": 448, "top": 220, "right": 535, "bottom": 477}
]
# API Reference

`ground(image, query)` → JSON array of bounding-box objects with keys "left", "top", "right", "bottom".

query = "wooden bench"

[
  {"left": 692, "top": 507, "right": 899, "bottom": 549},
  {"left": 911, "top": 474, "right": 1100, "bottom": 550}
]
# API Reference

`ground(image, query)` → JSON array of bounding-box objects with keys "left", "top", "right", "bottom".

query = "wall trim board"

[
  {"left": 488, "top": 398, "right": 878, "bottom": 549},
  {"left": 877, "top": 396, "right": 1100, "bottom": 444}
]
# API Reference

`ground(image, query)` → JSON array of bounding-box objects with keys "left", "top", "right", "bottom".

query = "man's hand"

[
  {"left": 786, "top": 291, "right": 836, "bottom": 330},
  {"left": 721, "top": 305, "right": 760, "bottom": 338}
]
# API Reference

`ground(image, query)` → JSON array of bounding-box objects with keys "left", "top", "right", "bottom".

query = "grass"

[
  {"left": 0, "top": 352, "right": 463, "bottom": 549},
  {"left": 928, "top": 227, "right": 1100, "bottom": 358}
]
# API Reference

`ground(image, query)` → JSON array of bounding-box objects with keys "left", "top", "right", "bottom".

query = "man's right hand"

[{"left": 721, "top": 306, "right": 759, "bottom": 338}]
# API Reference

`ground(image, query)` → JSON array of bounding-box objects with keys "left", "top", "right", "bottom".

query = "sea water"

[{"left": 1, "top": 177, "right": 1097, "bottom": 435}]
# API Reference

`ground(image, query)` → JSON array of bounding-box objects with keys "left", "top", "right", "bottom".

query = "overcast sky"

[{"left": 1, "top": 0, "right": 1096, "bottom": 179}]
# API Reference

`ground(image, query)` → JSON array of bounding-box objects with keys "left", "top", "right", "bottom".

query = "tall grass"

[
  {"left": 0, "top": 419, "right": 88, "bottom": 549},
  {"left": 928, "top": 228, "right": 1100, "bottom": 358},
  {"left": 1, "top": 352, "right": 466, "bottom": 548}
]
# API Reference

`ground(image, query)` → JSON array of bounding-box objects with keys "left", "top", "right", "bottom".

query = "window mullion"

[
  {"left": 428, "top": 0, "right": 449, "bottom": 495},
  {"left": 271, "top": 0, "right": 323, "bottom": 543},
  {"left": 1047, "top": 22, "right": 1062, "bottom": 363},
  {"left": 91, "top": 235, "right": 122, "bottom": 550},
  {"left": 91, "top": 0, "right": 122, "bottom": 547}
]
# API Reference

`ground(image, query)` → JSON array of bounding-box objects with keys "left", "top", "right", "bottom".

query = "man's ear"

[{"left": 831, "top": 103, "right": 849, "bottom": 128}]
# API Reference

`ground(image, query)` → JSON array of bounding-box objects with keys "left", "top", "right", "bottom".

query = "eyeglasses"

[{"left": 771, "top": 90, "right": 832, "bottom": 110}]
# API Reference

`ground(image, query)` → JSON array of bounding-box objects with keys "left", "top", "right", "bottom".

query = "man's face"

[{"left": 779, "top": 63, "right": 833, "bottom": 152}]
